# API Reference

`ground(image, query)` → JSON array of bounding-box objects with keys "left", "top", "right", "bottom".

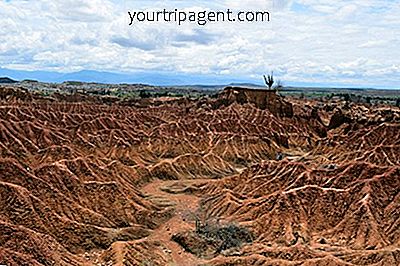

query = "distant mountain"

[
  {"left": 0, "top": 68, "right": 255, "bottom": 86},
  {"left": 0, "top": 68, "right": 396, "bottom": 89},
  {"left": 0, "top": 77, "right": 18, "bottom": 84},
  {"left": 228, "top": 82, "right": 265, "bottom": 88}
]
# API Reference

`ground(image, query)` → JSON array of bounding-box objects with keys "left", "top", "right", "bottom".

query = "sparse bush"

[
  {"left": 172, "top": 217, "right": 253, "bottom": 258},
  {"left": 209, "top": 93, "right": 219, "bottom": 99},
  {"left": 343, "top": 93, "right": 351, "bottom": 102},
  {"left": 153, "top": 91, "right": 169, "bottom": 97},
  {"left": 138, "top": 90, "right": 151, "bottom": 98},
  {"left": 274, "top": 80, "right": 284, "bottom": 91},
  {"left": 195, "top": 218, "right": 253, "bottom": 252}
]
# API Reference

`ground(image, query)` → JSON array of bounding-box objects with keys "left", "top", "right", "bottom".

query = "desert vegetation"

[
  {"left": 172, "top": 218, "right": 253, "bottom": 258},
  {"left": 263, "top": 72, "right": 275, "bottom": 89}
]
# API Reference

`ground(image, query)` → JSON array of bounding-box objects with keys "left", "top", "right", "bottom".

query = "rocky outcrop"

[
  {"left": 217, "top": 87, "right": 293, "bottom": 117},
  {"left": 0, "top": 86, "right": 32, "bottom": 101},
  {"left": 328, "top": 109, "right": 352, "bottom": 129}
]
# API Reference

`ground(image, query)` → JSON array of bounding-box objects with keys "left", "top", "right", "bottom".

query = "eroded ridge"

[{"left": 0, "top": 86, "right": 399, "bottom": 265}]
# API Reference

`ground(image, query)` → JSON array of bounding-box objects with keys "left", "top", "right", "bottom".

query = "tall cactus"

[{"left": 263, "top": 72, "right": 274, "bottom": 89}]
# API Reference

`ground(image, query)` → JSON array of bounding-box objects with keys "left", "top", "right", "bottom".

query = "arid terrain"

[{"left": 0, "top": 85, "right": 399, "bottom": 266}]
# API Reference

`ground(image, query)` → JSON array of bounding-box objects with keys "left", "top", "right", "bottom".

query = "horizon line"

[{"left": 0, "top": 68, "right": 398, "bottom": 90}]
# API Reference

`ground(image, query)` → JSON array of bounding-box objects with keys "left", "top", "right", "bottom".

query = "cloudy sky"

[{"left": 0, "top": 0, "right": 399, "bottom": 87}]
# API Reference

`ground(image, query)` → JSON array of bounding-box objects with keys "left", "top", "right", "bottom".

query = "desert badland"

[{"left": 0, "top": 84, "right": 399, "bottom": 266}]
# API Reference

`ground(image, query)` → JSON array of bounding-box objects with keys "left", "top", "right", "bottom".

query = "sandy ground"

[{"left": 141, "top": 179, "right": 208, "bottom": 266}]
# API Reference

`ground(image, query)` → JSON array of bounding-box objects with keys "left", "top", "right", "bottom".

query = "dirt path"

[{"left": 141, "top": 179, "right": 208, "bottom": 266}]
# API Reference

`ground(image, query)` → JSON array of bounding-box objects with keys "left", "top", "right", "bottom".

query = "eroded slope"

[{"left": 0, "top": 87, "right": 399, "bottom": 265}]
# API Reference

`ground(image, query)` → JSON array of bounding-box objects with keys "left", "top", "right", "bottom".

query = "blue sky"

[{"left": 0, "top": 0, "right": 399, "bottom": 87}]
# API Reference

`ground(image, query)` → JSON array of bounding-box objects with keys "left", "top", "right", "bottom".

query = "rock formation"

[
  {"left": 217, "top": 86, "right": 294, "bottom": 117},
  {"left": 0, "top": 86, "right": 399, "bottom": 266}
]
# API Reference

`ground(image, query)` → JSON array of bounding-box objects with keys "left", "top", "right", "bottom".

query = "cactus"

[{"left": 263, "top": 72, "right": 274, "bottom": 89}]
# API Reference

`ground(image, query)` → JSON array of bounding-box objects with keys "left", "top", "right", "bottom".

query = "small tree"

[
  {"left": 274, "top": 80, "right": 284, "bottom": 92},
  {"left": 138, "top": 90, "right": 151, "bottom": 98},
  {"left": 263, "top": 72, "right": 274, "bottom": 89},
  {"left": 343, "top": 93, "right": 351, "bottom": 102}
]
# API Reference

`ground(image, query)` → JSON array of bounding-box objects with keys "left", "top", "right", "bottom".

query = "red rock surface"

[
  {"left": 217, "top": 87, "right": 294, "bottom": 117},
  {"left": 0, "top": 86, "right": 399, "bottom": 265}
]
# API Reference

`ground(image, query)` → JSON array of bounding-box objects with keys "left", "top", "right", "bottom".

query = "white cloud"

[{"left": 0, "top": 0, "right": 399, "bottom": 87}]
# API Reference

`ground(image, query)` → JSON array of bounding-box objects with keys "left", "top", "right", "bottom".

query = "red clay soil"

[
  {"left": 141, "top": 179, "right": 207, "bottom": 266},
  {"left": 0, "top": 86, "right": 399, "bottom": 265}
]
